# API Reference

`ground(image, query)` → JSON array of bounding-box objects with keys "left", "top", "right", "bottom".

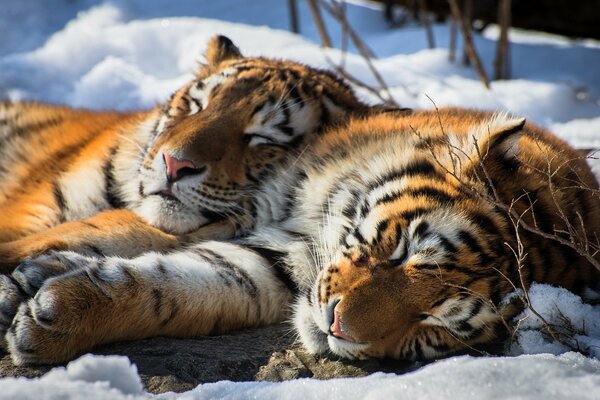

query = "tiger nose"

[{"left": 162, "top": 150, "right": 205, "bottom": 182}]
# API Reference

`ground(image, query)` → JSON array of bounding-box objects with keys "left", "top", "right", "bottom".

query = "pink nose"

[
  {"left": 330, "top": 308, "right": 355, "bottom": 342},
  {"left": 162, "top": 150, "right": 200, "bottom": 182}
]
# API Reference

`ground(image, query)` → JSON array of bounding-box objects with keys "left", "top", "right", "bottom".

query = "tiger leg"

[
  {"left": 3, "top": 241, "right": 292, "bottom": 365},
  {"left": 0, "top": 209, "right": 181, "bottom": 273}
]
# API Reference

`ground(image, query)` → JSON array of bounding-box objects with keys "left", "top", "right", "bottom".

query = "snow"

[
  {"left": 1, "top": 0, "right": 600, "bottom": 398},
  {"left": 511, "top": 284, "right": 600, "bottom": 358},
  {"left": 1, "top": 350, "right": 600, "bottom": 400}
]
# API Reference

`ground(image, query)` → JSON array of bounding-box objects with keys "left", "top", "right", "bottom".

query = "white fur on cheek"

[{"left": 293, "top": 295, "right": 329, "bottom": 354}]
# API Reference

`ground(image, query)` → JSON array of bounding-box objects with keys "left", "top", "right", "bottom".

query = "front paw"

[
  {"left": 5, "top": 273, "right": 107, "bottom": 365},
  {"left": 6, "top": 301, "right": 73, "bottom": 365},
  {"left": 0, "top": 275, "right": 25, "bottom": 339},
  {"left": 0, "top": 252, "right": 81, "bottom": 341},
  {"left": 12, "top": 252, "right": 84, "bottom": 295}
]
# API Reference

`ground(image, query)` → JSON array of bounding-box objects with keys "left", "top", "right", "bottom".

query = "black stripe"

[
  {"left": 245, "top": 170, "right": 259, "bottom": 184},
  {"left": 52, "top": 181, "right": 67, "bottom": 221},
  {"left": 399, "top": 207, "right": 433, "bottom": 223},
  {"left": 159, "top": 300, "right": 179, "bottom": 327},
  {"left": 151, "top": 288, "right": 163, "bottom": 316},
  {"left": 341, "top": 189, "right": 361, "bottom": 222},
  {"left": 458, "top": 230, "right": 484, "bottom": 254},
  {"left": 156, "top": 262, "right": 168, "bottom": 276},
  {"left": 467, "top": 299, "right": 483, "bottom": 319},
  {"left": 188, "top": 97, "right": 202, "bottom": 111},
  {"left": 438, "top": 235, "right": 457, "bottom": 254},
  {"left": 489, "top": 278, "right": 502, "bottom": 305},
  {"left": 366, "top": 160, "right": 440, "bottom": 191},
  {"left": 193, "top": 247, "right": 258, "bottom": 297},
  {"left": 245, "top": 245, "right": 298, "bottom": 293},
  {"left": 7, "top": 276, "right": 28, "bottom": 298},
  {"left": 428, "top": 340, "right": 451, "bottom": 355},
  {"left": 412, "top": 263, "right": 440, "bottom": 271},
  {"left": 352, "top": 228, "right": 367, "bottom": 245},
  {"left": 412, "top": 221, "right": 430, "bottom": 240},
  {"left": 375, "top": 219, "right": 389, "bottom": 243},
  {"left": 88, "top": 246, "right": 104, "bottom": 256},
  {"left": 276, "top": 124, "right": 295, "bottom": 136},
  {"left": 413, "top": 339, "right": 424, "bottom": 359},
  {"left": 5, "top": 116, "right": 64, "bottom": 140},
  {"left": 389, "top": 224, "right": 409, "bottom": 266},
  {"left": 103, "top": 146, "right": 126, "bottom": 208},
  {"left": 289, "top": 86, "right": 303, "bottom": 107},
  {"left": 375, "top": 187, "right": 454, "bottom": 208}
]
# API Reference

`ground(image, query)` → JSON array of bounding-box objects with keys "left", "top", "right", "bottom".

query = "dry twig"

[
  {"left": 494, "top": 0, "right": 511, "bottom": 80},
  {"left": 447, "top": 0, "right": 490, "bottom": 88}
]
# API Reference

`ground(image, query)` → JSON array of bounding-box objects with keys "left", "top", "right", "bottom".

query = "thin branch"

[
  {"left": 449, "top": 17, "right": 457, "bottom": 62},
  {"left": 418, "top": 0, "right": 436, "bottom": 49},
  {"left": 288, "top": 0, "right": 300, "bottom": 34},
  {"left": 447, "top": 0, "right": 490, "bottom": 88},
  {"left": 318, "top": 0, "right": 409, "bottom": 104},
  {"left": 494, "top": 0, "right": 511, "bottom": 80},
  {"left": 307, "top": 0, "right": 333, "bottom": 48}
]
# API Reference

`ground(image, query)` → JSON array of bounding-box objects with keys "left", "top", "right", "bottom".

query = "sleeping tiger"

[
  {"left": 0, "top": 35, "right": 372, "bottom": 272},
  {"left": 1, "top": 102, "right": 599, "bottom": 364}
]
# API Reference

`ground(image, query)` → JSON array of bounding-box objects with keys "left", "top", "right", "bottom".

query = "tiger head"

[
  {"left": 293, "top": 111, "right": 588, "bottom": 360},
  {"left": 134, "top": 35, "right": 370, "bottom": 234}
]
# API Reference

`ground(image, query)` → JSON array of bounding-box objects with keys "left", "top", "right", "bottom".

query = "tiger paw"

[
  {"left": 0, "top": 275, "right": 25, "bottom": 340},
  {"left": 13, "top": 251, "right": 87, "bottom": 294},
  {"left": 0, "top": 252, "right": 83, "bottom": 340},
  {"left": 6, "top": 301, "right": 76, "bottom": 365},
  {"left": 5, "top": 270, "right": 110, "bottom": 365}
]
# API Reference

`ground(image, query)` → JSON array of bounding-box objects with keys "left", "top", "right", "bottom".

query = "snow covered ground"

[
  {"left": 1, "top": 0, "right": 600, "bottom": 398},
  {"left": 2, "top": 350, "right": 600, "bottom": 400}
]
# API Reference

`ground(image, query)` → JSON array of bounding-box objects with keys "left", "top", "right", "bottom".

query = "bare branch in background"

[
  {"left": 447, "top": 0, "right": 490, "bottom": 88},
  {"left": 418, "top": 0, "right": 436, "bottom": 49},
  {"left": 449, "top": 17, "right": 457, "bottom": 62},
  {"left": 316, "top": 0, "right": 419, "bottom": 106},
  {"left": 288, "top": 0, "right": 299, "bottom": 34},
  {"left": 494, "top": 0, "right": 512, "bottom": 80},
  {"left": 307, "top": 0, "right": 333, "bottom": 48},
  {"left": 461, "top": 0, "right": 473, "bottom": 66}
]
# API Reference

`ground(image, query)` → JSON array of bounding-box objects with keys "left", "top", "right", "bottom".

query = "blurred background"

[{"left": 1, "top": 0, "right": 599, "bottom": 147}]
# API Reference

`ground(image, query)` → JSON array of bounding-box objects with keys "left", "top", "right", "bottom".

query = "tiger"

[
  {"left": 1, "top": 105, "right": 599, "bottom": 365},
  {"left": 0, "top": 34, "right": 373, "bottom": 273}
]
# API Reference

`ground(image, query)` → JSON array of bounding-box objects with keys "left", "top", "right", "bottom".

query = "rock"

[{"left": 0, "top": 323, "right": 422, "bottom": 394}]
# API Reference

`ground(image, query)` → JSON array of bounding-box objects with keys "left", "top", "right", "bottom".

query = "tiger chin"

[{"left": 0, "top": 35, "right": 372, "bottom": 272}]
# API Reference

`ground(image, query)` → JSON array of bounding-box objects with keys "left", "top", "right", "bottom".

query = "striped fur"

[
  {"left": 2, "top": 107, "right": 598, "bottom": 365},
  {"left": 0, "top": 35, "right": 370, "bottom": 272}
]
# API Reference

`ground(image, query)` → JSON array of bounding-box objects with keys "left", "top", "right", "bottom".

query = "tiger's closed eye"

[{"left": 244, "top": 133, "right": 283, "bottom": 147}]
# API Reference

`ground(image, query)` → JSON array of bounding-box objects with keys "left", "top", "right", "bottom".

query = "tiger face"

[
  {"left": 300, "top": 206, "right": 513, "bottom": 360},
  {"left": 293, "top": 110, "right": 600, "bottom": 360},
  {"left": 134, "top": 35, "right": 368, "bottom": 234}
]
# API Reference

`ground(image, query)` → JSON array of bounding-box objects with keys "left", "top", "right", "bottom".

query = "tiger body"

[
  {"left": 1, "top": 100, "right": 599, "bottom": 364},
  {"left": 1, "top": 36, "right": 598, "bottom": 365},
  {"left": 0, "top": 35, "right": 369, "bottom": 272}
]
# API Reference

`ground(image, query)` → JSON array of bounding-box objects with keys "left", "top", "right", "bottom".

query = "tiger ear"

[
  {"left": 475, "top": 115, "right": 525, "bottom": 159},
  {"left": 484, "top": 116, "right": 526, "bottom": 159},
  {"left": 205, "top": 35, "right": 242, "bottom": 67}
]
